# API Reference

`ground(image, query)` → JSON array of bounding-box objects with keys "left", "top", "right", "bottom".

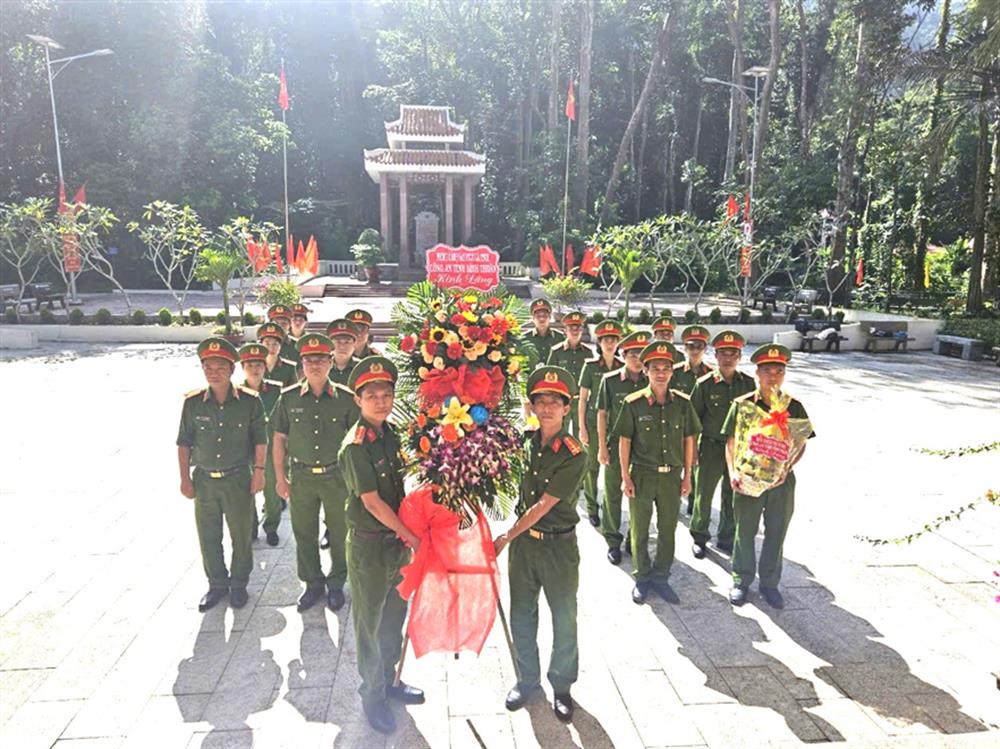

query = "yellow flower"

[
  {"left": 462, "top": 310, "right": 477, "bottom": 322},
  {"left": 443, "top": 330, "right": 459, "bottom": 345},
  {"left": 422, "top": 344, "right": 436, "bottom": 364},
  {"left": 429, "top": 326, "right": 448, "bottom": 344},
  {"left": 430, "top": 299, "right": 443, "bottom": 312},
  {"left": 435, "top": 310, "right": 447, "bottom": 323},
  {"left": 463, "top": 294, "right": 477, "bottom": 305},
  {"left": 488, "top": 349, "right": 503, "bottom": 362},
  {"left": 507, "top": 358, "right": 521, "bottom": 374},
  {"left": 418, "top": 366, "right": 430, "bottom": 379},
  {"left": 525, "top": 413, "right": 540, "bottom": 430},
  {"left": 442, "top": 398, "right": 474, "bottom": 431},
  {"left": 472, "top": 341, "right": 488, "bottom": 357}
]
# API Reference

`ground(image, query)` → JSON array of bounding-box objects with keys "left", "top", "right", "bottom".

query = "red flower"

[
  {"left": 419, "top": 436, "right": 431, "bottom": 453},
  {"left": 465, "top": 325, "right": 483, "bottom": 341},
  {"left": 446, "top": 342, "right": 463, "bottom": 360},
  {"left": 441, "top": 423, "right": 460, "bottom": 442},
  {"left": 454, "top": 364, "right": 506, "bottom": 409},
  {"left": 418, "top": 326, "right": 430, "bottom": 341},
  {"left": 400, "top": 335, "right": 416, "bottom": 353},
  {"left": 451, "top": 313, "right": 467, "bottom": 325},
  {"left": 418, "top": 367, "right": 460, "bottom": 408}
]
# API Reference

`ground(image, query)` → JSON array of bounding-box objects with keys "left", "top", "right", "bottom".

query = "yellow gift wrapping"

[{"left": 731, "top": 389, "right": 812, "bottom": 498}]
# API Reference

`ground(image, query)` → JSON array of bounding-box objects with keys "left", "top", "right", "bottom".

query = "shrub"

[
  {"left": 708, "top": 307, "right": 722, "bottom": 324},
  {"left": 615, "top": 308, "right": 627, "bottom": 321},
  {"left": 242, "top": 311, "right": 257, "bottom": 326},
  {"left": 40, "top": 308, "right": 56, "bottom": 324},
  {"left": 215, "top": 310, "right": 228, "bottom": 326},
  {"left": 940, "top": 316, "right": 1000, "bottom": 349},
  {"left": 540, "top": 274, "right": 590, "bottom": 311},
  {"left": 256, "top": 277, "right": 301, "bottom": 308},
  {"left": 69, "top": 308, "right": 85, "bottom": 326},
  {"left": 588, "top": 310, "right": 606, "bottom": 324},
  {"left": 637, "top": 308, "right": 652, "bottom": 324},
  {"left": 94, "top": 308, "right": 113, "bottom": 325},
  {"left": 811, "top": 307, "right": 826, "bottom": 320},
  {"left": 157, "top": 307, "right": 173, "bottom": 326},
  {"left": 761, "top": 307, "right": 774, "bottom": 323},
  {"left": 833, "top": 310, "right": 845, "bottom": 323},
  {"left": 188, "top": 309, "right": 203, "bottom": 326},
  {"left": 684, "top": 309, "right": 699, "bottom": 323},
  {"left": 351, "top": 228, "right": 384, "bottom": 267},
  {"left": 131, "top": 309, "right": 147, "bottom": 325},
  {"left": 738, "top": 307, "right": 751, "bottom": 324},
  {"left": 4, "top": 309, "right": 16, "bottom": 324}
]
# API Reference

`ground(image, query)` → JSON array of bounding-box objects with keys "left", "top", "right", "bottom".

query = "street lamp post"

[
  {"left": 27, "top": 34, "right": 113, "bottom": 305},
  {"left": 702, "top": 66, "right": 769, "bottom": 309}
]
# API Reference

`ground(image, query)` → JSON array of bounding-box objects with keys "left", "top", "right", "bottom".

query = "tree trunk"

[
  {"left": 912, "top": 0, "right": 950, "bottom": 291},
  {"left": 829, "top": 18, "right": 869, "bottom": 302},
  {"left": 547, "top": 0, "right": 562, "bottom": 134},
  {"left": 599, "top": 10, "right": 674, "bottom": 226},
  {"left": 966, "top": 81, "right": 990, "bottom": 312},
  {"left": 751, "top": 0, "right": 781, "bottom": 180},
  {"left": 724, "top": 0, "right": 750, "bottom": 181},
  {"left": 685, "top": 89, "right": 703, "bottom": 213},
  {"left": 636, "top": 107, "right": 649, "bottom": 221},
  {"left": 573, "top": 0, "right": 593, "bottom": 218},
  {"left": 983, "top": 111, "right": 1000, "bottom": 304},
  {"left": 796, "top": 0, "right": 810, "bottom": 156},
  {"left": 724, "top": 51, "right": 739, "bottom": 182}
]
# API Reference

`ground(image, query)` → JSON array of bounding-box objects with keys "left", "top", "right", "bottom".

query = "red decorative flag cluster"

[
  {"left": 58, "top": 182, "right": 86, "bottom": 273},
  {"left": 539, "top": 243, "right": 560, "bottom": 276},
  {"left": 284, "top": 234, "right": 319, "bottom": 275},
  {"left": 580, "top": 245, "right": 601, "bottom": 277},
  {"left": 726, "top": 195, "right": 739, "bottom": 221},
  {"left": 564, "top": 244, "right": 575, "bottom": 275},
  {"left": 565, "top": 80, "right": 576, "bottom": 122},
  {"left": 397, "top": 487, "right": 499, "bottom": 658}
]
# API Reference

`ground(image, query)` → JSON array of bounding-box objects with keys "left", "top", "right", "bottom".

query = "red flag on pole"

[
  {"left": 565, "top": 244, "right": 575, "bottom": 274},
  {"left": 540, "top": 244, "right": 561, "bottom": 276},
  {"left": 58, "top": 182, "right": 67, "bottom": 214},
  {"left": 286, "top": 235, "right": 295, "bottom": 269},
  {"left": 246, "top": 238, "right": 259, "bottom": 266},
  {"left": 72, "top": 184, "right": 86, "bottom": 208},
  {"left": 743, "top": 193, "right": 751, "bottom": 220},
  {"left": 305, "top": 235, "right": 319, "bottom": 275},
  {"left": 397, "top": 486, "right": 499, "bottom": 659},
  {"left": 565, "top": 80, "right": 576, "bottom": 121},
  {"left": 726, "top": 195, "right": 739, "bottom": 221},
  {"left": 295, "top": 240, "right": 306, "bottom": 274},
  {"left": 580, "top": 245, "right": 601, "bottom": 276},
  {"left": 272, "top": 241, "right": 284, "bottom": 274},
  {"left": 278, "top": 64, "right": 290, "bottom": 111},
  {"left": 855, "top": 256, "right": 864, "bottom": 286}
]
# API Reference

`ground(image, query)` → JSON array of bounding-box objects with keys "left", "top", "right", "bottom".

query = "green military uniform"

[
  {"left": 652, "top": 315, "right": 675, "bottom": 342},
  {"left": 689, "top": 331, "right": 755, "bottom": 549},
  {"left": 546, "top": 312, "right": 593, "bottom": 436},
  {"left": 671, "top": 325, "right": 711, "bottom": 396},
  {"left": 598, "top": 331, "right": 650, "bottom": 551},
  {"left": 267, "top": 305, "right": 300, "bottom": 366},
  {"left": 576, "top": 320, "right": 624, "bottom": 519},
  {"left": 271, "top": 335, "right": 360, "bottom": 595},
  {"left": 346, "top": 309, "right": 380, "bottom": 359},
  {"left": 509, "top": 367, "right": 587, "bottom": 695},
  {"left": 528, "top": 299, "right": 564, "bottom": 366},
  {"left": 721, "top": 344, "right": 814, "bottom": 595},
  {"left": 325, "top": 319, "right": 362, "bottom": 387},
  {"left": 338, "top": 357, "right": 409, "bottom": 712},
  {"left": 614, "top": 343, "right": 701, "bottom": 584},
  {"left": 176, "top": 338, "right": 266, "bottom": 594},
  {"left": 257, "top": 322, "right": 298, "bottom": 521}
]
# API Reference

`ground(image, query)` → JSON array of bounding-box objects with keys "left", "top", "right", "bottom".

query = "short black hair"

[{"left": 529, "top": 392, "right": 570, "bottom": 407}]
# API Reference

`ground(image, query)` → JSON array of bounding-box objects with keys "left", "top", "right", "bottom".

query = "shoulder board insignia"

[
  {"left": 672, "top": 361, "right": 687, "bottom": 371},
  {"left": 281, "top": 357, "right": 298, "bottom": 366},
  {"left": 624, "top": 389, "right": 648, "bottom": 403},
  {"left": 563, "top": 435, "right": 582, "bottom": 455},
  {"left": 332, "top": 382, "right": 355, "bottom": 396},
  {"left": 696, "top": 371, "right": 715, "bottom": 384},
  {"left": 550, "top": 341, "right": 566, "bottom": 351},
  {"left": 238, "top": 384, "right": 259, "bottom": 396},
  {"left": 733, "top": 391, "right": 756, "bottom": 403},
  {"left": 353, "top": 425, "right": 368, "bottom": 444},
  {"left": 670, "top": 388, "right": 691, "bottom": 400},
  {"left": 602, "top": 367, "right": 624, "bottom": 382},
  {"left": 581, "top": 343, "right": 595, "bottom": 354},
  {"left": 552, "top": 437, "right": 562, "bottom": 453},
  {"left": 264, "top": 378, "right": 283, "bottom": 386},
  {"left": 281, "top": 383, "right": 300, "bottom": 394},
  {"left": 584, "top": 355, "right": 600, "bottom": 364},
  {"left": 184, "top": 387, "right": 206, "bottom": 400}
]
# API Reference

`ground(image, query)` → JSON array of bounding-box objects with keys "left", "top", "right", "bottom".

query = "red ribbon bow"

[{"left": 760, "top": 409, "right": 790, "bottom": 438}]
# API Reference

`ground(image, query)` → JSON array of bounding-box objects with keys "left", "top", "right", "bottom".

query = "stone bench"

[{"left": 933, "top": 334, "right": 985, "bottom": 361}]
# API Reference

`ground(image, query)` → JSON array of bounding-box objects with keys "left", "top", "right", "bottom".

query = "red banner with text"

[{"left": 425, "top": 244, "right": 500, "bottom": 292}]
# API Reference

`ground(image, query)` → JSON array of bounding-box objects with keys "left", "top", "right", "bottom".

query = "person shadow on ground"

[
  {"left": 173, "top": 604, "right": 285, "bottom": 749},
  {"left": 525, "top": 698, "right": 616, "bottom": 749},
  {"left": 285, "top": 605, "right": 349, "bottom": 721}
]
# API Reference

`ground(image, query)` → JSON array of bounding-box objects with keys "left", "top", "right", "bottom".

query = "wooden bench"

[
  {"left": 28, "top": 282, "right": 66, "bottom": 310},
  {"left": 0, "top": 284, "right": 35, "bottom": 314},
  {"left": 861, "top": 321, "right": 914, "bottom": 352},
  {"left": 751, "top": 286, "right": 779, "bottom": 310},
  {"left": 794, "top": 318, "right": 847, "bottom": 352},
  {"left": 933, "top": 334, "right": 985, "bottom": 361},
  {"left": 887, "top": 291, "right": 950, "bottom": 311},
  {"left": 785, "top": 289, "right": 818, "bottom": 315}
]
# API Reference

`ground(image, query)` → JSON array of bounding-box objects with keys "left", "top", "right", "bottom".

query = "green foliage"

[
  {"left": 637, "top": 308, "right": 652, "bottom": 324},
  {"left": 242, "top": 311, "right": 258, "bottom": 326},
  {"left": 131, "top": 309, "right": 147, "bottom": 325},
  {"left": 215, "top": 310, "right": 228, "bottom": 326},
  {"left": 708, "top": 307, "right": 722, "bottom": 324},
  {"left": 255, "top": 277, "right": 301, "bottom": 308},
  {"left": 3, "top": 309, "right": 16, "bottom": 324},
  {"left": 157, "top": 307, "right": 173, "bottom": 326},
  {"left": 588, "top": 310, "right": 606, "bottom": 323},
  {"left": 684, "top": 309, "right": 699, "bottom": 323},
  {"left": 39, "top": 307, "right": 56, "bottom": 324},
  {"left": 351, "top": 229, "right": 383, "bottom": 267},
  {"left": 540, "top": 274, "right": 590, "bottom": 312},
  {"left": 940, "top": 316, "right": 1000, "bottom": 349},
  {"left": 811, "top": 308, "right": 826, "bottom": 320},
  {"left": 761, "top": 308, "right": 774, "bottom": 323},
  {"left": 69, "top": 308, "right": 84, "bottom": 326},
  {"left": 188, "top": 309, "right": 204, "bottom": 326},
  {"left": 94, "top": 308, "right": 113, "bottom": 325},
  {"left": 738, "top": 307, "right": 751, "bottom": 324}
]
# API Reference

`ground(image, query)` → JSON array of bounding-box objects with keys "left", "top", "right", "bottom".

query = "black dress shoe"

[
  {"left": 729, "top": 585, "right": 748, "bottom": 606},
  {"left": 652, "top": 580, "right": 679, "bottom": 603},
  {"left": 265, "top": 530, "right": 279, "bottom": 547},
  {"left": 198, "top": 589, "right": 226, "bottom": 612},
  {"left": 759, "top": 586, "right": 785, "bottom": 609},
  {"left": 319, "top": 530, "right": 330, "bottom": 550},
  {"left": 553, "top": 692, "right": 574, "bottom": 722},
  {"left": 297, "top": 586, "right": 324, "bottom": 612},
  {"left": 692, "top": 542, "right": 706, "bottom": 559},
  {"left": 387, "top": 681, "right": 425, "bottom": 704},
  {"left": 632, "top": 581, "right": 650, "bottom": 605},
  {"left": 588, "top": 513, "right": 600, "bottom": 527},
  {"left": 505, "top": 683, "right": 538, "bottom": 711},
  {"left": 715, "top": 540, "right": 733, "bottom": 553},
  {"left": 363, "top": 700, "right": 396, "bottom": 734},
  {"left": 230, "top": 587, "right": 249, "bottom": 609},
  {"left": 327, "top": 588, "right": 345, "bottom": 612},
  {"left": 607, "top": 548, "right": 622, "bottom": 565}
]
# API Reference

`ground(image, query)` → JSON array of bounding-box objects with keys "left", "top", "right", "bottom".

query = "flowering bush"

[
  {"left": 389, "top": 281, "right": 533, "bottom": 521},
  {"left": 255, "top": 275, "right": 301, "bottom": 308}
]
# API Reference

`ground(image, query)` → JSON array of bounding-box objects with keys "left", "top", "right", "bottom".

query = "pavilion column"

[
  {"left": 463, "top": 176, "right": 473, "bottom": 242},
  {"left": 445, "top": 176, "right": 455, "bottom": 246},
  {"left": 399, "top": 175, "right": 410, "bottom": 268},
  {"left": 379, "top": 173, "right": 391, "bottom": 254}
]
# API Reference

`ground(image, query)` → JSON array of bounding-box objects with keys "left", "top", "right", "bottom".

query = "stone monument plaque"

[{"left": 414, "top": 212, "right": 439, "bottom": 268}]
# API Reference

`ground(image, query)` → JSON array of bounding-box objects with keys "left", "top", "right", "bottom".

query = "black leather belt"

[
  {"left": 350, "top": 528, "right": 397, "bottom": 540},
  {"left": 199, "top": 465, "right": 247, "bottom": 479},
  {"left": 292, "top": 459, "right": 338, "bottom": 475},
  {"left": 527, "top": 526, "right": 576, "bottom": 541}
]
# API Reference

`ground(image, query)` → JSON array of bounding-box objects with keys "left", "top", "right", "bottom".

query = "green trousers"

[
  {"left": 580, "top": 417, "right": 600, "bottom": 517},
  {"left": 629, "top": 466, "right": 681, "bottom": 582},
  {"left": 346, "top": 531, "right": 408, "bottom": 709},
  {"left": 508, "top": 533, "right": 579, "bottom": 693},
  {"left": 732, "top": 474, "right": 796, "bottom": 589},
  {"left": 289, "top": 467, "right": 349, "bottom": 590},
  {"left": 600, "top": 442, "right": 625, "bottom": 549},
  {"left": 690, "top": 439, "right": 735, "bottom": 546},
  {"left": 193, "top": 467, "right": 254, "bottom": 590}
]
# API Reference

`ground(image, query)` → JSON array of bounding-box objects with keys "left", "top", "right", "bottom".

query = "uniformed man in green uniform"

[
  {"left": 272, "top": 334, "right": 359, "bottom": 613},
  {"left": 527, "top": 298, "right": 565, "bottom": 367},
  {"left": 597, "top": 330, "right": 650, "bottom": 564},
  {"left": 616, "top": 342, "right": 700, "bottom": 604},
  {"left": 493, "top": 366, "right": 587, "bottom": 722},
  {"left": 176, "top": 337, "right": 267, "bottom": 612},
  {"left": 577, "top": 320, "right": 624, "bottom": 526},
  {"left": 289, "top": 302, "right": 310, "bottom": 348},
  {"left": 347, "top": 309, "right": 381, "bottom": 359},
  {"left": 722, "top": 344, "right": 814, "bottom": 609},
  {"left": 652, "top": 315, "right": 675, "bottom": 343},
  {"left": 339, "top": 357, "right": 424, "bottom": 734},
  {"left": 238, "top": 342, "right": 287, "bottom": 546},
  {"left": 674, "top": 325, "right": 711, "bottom": 514},
  {"left": 257, "top": 322, "right": 298, "bottom": 386},
  {"left": 689, "top": 330, "right": 755, "bottom": 557},
  {"left": 268, "top": 304, "right": 301, "bottom": 367},
  {"left": 546, "top": 310, "right": 593, "bottom": 437}
]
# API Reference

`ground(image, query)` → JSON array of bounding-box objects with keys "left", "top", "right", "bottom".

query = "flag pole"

[
  {"left": 560, "top": 98, "right": 573, "bottom": 273},
  {"left": 280, "top": 58, "right": 291, "bottom": 280}
]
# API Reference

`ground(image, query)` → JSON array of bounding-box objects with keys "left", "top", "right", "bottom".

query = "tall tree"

[{"left": 573, "top": 0, "right": 594, "bottom": 219}]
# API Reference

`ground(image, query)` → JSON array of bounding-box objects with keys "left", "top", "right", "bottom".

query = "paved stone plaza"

[{"left": 0, "top": 344, "right": 998, "bottom": 749}]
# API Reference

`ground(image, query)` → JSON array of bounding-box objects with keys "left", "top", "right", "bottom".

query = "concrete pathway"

[{"left": 0, "top": 346, "right": 997, "bottom": 748}]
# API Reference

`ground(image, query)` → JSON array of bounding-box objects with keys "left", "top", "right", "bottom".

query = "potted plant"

[
  {"left": 195, "top": 246, "right": 246, "bottom": 343},
  {"left": 351, "top": 228, "right": 384, "bottom": 284}
]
